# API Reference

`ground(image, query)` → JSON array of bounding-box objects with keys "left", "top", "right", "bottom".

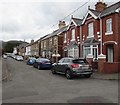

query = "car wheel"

[
  {"left": 66, "top": 70, "right": 72, "bottom": 79},
  {"left": 38, "top": 65, "right": 41, "bottom": 70},
  {"left": 84, "top": 74, "right": 91, "bottom": 78},
  {"left": 51, "top": 68, "right": 56, "bottom": 74}
]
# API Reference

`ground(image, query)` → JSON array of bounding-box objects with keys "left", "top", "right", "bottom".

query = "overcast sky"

[{"left": 0, "top": 0, "right": 119, "bottom": 43}]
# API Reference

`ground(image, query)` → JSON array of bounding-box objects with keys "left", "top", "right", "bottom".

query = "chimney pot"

[
  {"left": 58, "top": 21, "right": 66, "bottom": 29},
  {"left": 95, "top": 0, "right": 107, "bottom": 12}
]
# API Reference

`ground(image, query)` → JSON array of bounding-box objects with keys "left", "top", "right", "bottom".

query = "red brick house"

[
  {"left": 62, "top": 1, "right": 120, "bottom": 73},
  {"left": 81, "top": 1, "right": 120, "bottom": 73},
  {"left": 63, "top": 17, "right": 82, "bottom": 58}
]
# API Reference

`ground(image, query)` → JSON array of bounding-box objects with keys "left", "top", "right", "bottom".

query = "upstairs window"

[
  {"left": 71, "top": 29, "right": 75, "bottom": 41},
  {"left": 106, "top": 18, "right": 112, "bottom": 33},
  {"left": 64, "top": 33, "right": 67, "bottom": 43},
  {"left": 88, "top": 23, "right": 93, "bottom": 37},
  {"left": 54, "top": 37, "right": 57, "bottom": 45},
  {"left": 49, "top": 38, "right": 52, "bottom": 45},
  {"left": 44, "top": 41, "right": 46, "bottom": 48},
  {"left": 41, "top": 42, "right": 43, "bottom": 48}
]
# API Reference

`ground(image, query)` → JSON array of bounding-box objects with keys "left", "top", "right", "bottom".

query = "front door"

[{"left": 107, "top": 45, "right": 114, "bottom": 63}]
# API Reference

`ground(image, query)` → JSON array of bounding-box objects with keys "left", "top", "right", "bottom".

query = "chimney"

[
  {"left": 95, "top": 0, "right": 107, "bottom": 12},
  {"left": 31, "top": 39, "right": 34, "bottom": 43},
  {"left": 58, "top": 21, "right": 66, "bottom": 29}
]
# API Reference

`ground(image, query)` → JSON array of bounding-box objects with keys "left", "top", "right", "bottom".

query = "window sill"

[
  {"left": 71, "top": 39, "right": 75, "bottom": 41},
  {"left": 105, "top": 31, "right": 113, "bottom": 35},
  {"left": 87, "top": 35, "right": 94, "bottom": 38},
  {"left": 64, "top": 41, "right": 67, "bottom": 43}
]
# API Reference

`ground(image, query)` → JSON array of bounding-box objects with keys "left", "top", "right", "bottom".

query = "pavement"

[{"left": 92, "top": 71, "right": 119, "bottom": 80}]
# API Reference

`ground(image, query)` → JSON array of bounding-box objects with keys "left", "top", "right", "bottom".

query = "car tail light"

[{"left": 71, "top": 64, "right": 79, "bottom": 68}]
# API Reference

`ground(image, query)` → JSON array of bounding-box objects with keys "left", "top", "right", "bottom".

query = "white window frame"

[
  {"left": 64, "top": 33, "right": 67, "bottom": 43},
  {"left": 88, "top": 23, "right": 94, "bottom": 38},
  {"left": 68, "top": 45, "right": 79, "bottom": 58},
  {"left": 105, "top": 18, "right": 113, "bottom": 35},
  {"left": 83, "top": 45, "right": 98, "bottom": 59},
  {"left": 71, "top": 29, "right": 75, "bottom": 41}
]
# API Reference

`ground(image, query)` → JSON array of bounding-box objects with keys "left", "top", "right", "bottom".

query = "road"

[{"left": 2, "top": 57, "right": 118, "bottom": 104}]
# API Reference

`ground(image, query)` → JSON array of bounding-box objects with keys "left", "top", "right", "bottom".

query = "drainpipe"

[
  {"left": 99, "top": 14, "right": 103, "bottom": 54},
  {"left": 80, "top": 26, "right": 82, "bottom": 57}
]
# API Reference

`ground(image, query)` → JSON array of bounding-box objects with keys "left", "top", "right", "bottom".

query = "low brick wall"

[{"left": 104, "top": 62, "right": 120, "bottom": 73}]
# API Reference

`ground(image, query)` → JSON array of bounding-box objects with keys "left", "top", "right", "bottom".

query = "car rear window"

[{"left": 72, "top": 59, "right": 88, "bottom": 64}]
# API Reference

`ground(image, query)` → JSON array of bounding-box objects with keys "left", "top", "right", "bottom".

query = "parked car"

[
  {"left": 51, "top": 57, "right": 93, "bottom": 79},
  {"left": 27, "top": 57, "right": 36, "bottom": 65},
  {"left": 33, "top": 58, "right": 52, "bottom": 69},
  {"left": 3, "top": 54, "right": 7, "bottom": 59},
  {"left": 16, "top": 56, "right": 23, "bottom": 61}
]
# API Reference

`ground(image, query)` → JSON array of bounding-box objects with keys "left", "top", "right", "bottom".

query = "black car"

[{"left": 51, "top": 57, "right": 93, "bottom": 79}]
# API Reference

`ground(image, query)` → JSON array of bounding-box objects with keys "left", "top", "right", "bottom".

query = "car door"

[
  {"left": 56, "top": 58, "right": 65, "bottom": 72},
  {"left": 59, "top": 58, "right": 71, "bottom": 73}
]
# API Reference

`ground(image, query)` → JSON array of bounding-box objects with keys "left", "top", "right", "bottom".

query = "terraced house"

[
  {"left": 41, "top": 21, "right": 67, "bottom": 62},
  {"left": 23, "top": 0, "right": 119, "bottom": 73},
  {"left": 30, "top": 39, "right": 40, "bottom": 58},
  {"left": 63, "top": 16, "right": 83, "bottom": 58},
  {"left": 62, "top": 1, "right": 120, "bottom": 73}
]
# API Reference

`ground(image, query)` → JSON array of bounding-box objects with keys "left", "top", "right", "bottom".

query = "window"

[
  {"left": 64, "top": 33, "right": 67, "bottom": 43},
  {"left": 54, "top": 37, "right": 57, "bottom": 45},
  {"left": 71, "top": 29, "right": 75, "bottom": 40},
  {"left": 58, "top": 58, "right": 64, "bottom": 63},
  {"left": 41, "top": 42, "right": 43, "bottom": 48},
  {"left": 44, "top": 41, "right": 46, "bottom": 48},
  {"left": 83, "top": 45, "right": 98, "bottom": 59},
  {"left": 88, "top": 23, "right": 94, "bottom": 37},
  {"left": 68, "top": 45, "right": 79, "bottom": 58},
  {"left": 83, "top": 46, "right": 90, "bottom": 57},
  {"left": 49, "top": 38, "right": 52, "bottom": 45},
  {"left": 106, "top": 18, "right": 112, "bottom": 33},
  {"left": 63, "top": 59, "right": 71, "bottom": 63}
]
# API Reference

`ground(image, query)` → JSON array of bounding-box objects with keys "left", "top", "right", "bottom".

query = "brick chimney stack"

[
  {"left": 58, "top": 21, "right": 66, "bottom": 29},
  {"left": 95, "top": 0, "right": 107, "bottom": 12},
  {"left": 31, "top": 39, "right": 34, "bottom": 43}
]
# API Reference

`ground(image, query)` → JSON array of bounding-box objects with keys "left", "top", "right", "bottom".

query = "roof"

[
  {"left": 72, "top": 18, "right": 83, "bottom": 26},
  {"left": 51, "top": 26, "right": 68, "bottom": 36},
  {"left": 100, "top": 1, "right": 120, "bottom": 17},
  {"left": 89, "top": 9, "right": 100, "bottom": 17},
  {"left": 82, "top": 1, "right": 120, "bottom": 24},
  {"left": 83, "top": 38, "right": 100, "bottom": 46},
  {"left": 41, "top": 26, "right": 68, "bottom": 41},
  {"left": 67, "top": 41, "right": 78, "bottom": 48}
]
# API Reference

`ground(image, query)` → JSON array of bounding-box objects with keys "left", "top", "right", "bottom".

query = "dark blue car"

[
  {"left": 27, "top": 57, "right": 36, "bottom": 65},
  {"left": 33, "top": 58, "right": 52, "bottom": 69}
]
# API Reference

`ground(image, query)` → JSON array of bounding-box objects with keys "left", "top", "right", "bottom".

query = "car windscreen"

[{"left": 72, "top": 59, "right": 88, "bottom": 64}]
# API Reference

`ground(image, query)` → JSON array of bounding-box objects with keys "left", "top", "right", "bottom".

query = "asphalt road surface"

[{"left": 2, "top": 57, "right": 118, "bottom": 104}]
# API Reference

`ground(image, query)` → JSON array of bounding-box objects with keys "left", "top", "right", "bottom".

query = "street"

[{"left": 2, "top": 57, "right": 118, "bottom": 104}]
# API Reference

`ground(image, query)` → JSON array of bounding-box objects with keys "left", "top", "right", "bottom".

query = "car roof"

[
  {"left": 37, "top": 58, "right": 50, "bottom": 61},
  {"left": 29, "top": 57, "right": 36, "bottom": 59},
  {"left": 62, "top": 57, "right": 86, "bottom": 60}
]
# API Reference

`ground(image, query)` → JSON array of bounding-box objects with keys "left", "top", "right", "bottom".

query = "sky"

[{"left": 0, "top": 0, "right": 119, "bottom": 43}]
